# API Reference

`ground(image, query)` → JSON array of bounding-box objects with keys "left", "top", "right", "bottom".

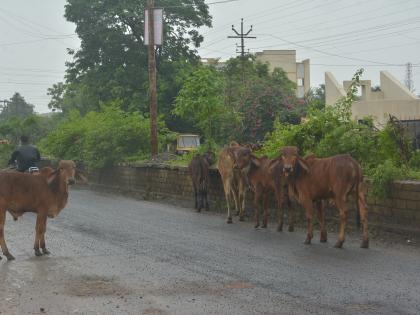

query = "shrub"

[{"left": 40, "top": 103, "right": 170, "bottom": 169}]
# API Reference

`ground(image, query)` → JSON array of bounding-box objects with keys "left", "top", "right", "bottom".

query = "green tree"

[
  {"left": 173, "top": 66, "right": 239, "bottom": 144},
  {"left": 54, "top": 0, "right": 211, "bottom": 116},
  {"left": 222, "top": 56, "right": 301, "bottom": 142},
  {"left": 0, "top": 93, "right": 34, "bottom": 120}
]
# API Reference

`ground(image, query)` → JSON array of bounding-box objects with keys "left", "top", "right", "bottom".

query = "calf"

[
  {"left": 232, "top": 151, "right": 293, "bottom": 231},
  {"left": 277, "top": 147, "right": 369, "bottom": 248},
  {"left": 218, "top": 142, "right": 249, "bottom": 223},
  {"left": 188, "top": 152, "right": 215, "bottom": 212},
  {"left": 0, "top": 160, "right": 77, "bottom": 260}
]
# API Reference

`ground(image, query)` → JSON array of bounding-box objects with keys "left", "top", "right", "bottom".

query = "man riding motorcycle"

[{"left": 8, "top": 135, "right": 41, "bottom": 173}]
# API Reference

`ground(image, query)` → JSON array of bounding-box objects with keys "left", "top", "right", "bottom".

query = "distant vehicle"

[{"left": 176, "top": 134, "right": 200, "bottom": 154}]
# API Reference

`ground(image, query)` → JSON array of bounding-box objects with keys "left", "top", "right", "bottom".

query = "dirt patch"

[
  {"left": 64, "top": 275, "right": 131, "bottom": 297},
  {"left": 142, "top": 308, "right": 168, "bottom": 315}
]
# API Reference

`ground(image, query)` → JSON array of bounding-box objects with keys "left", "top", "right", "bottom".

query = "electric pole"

[
  {"left": 228, "top": 18, "right": 256, "bottom": 84},
  {"left": 147, "top": 0, "right": 158, "bottom": 158},
  {"left": 405, "top": 62, "right": 415, "bottom": 92},
  {"left": 228, "top": 18, "right": 256, "bottom": 59}
]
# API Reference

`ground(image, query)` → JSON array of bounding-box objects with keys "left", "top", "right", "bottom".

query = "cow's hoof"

[
  {"left": 239, "top": 216, "right": 245, "bottom": 222},
  {"left": 288, "top": 226, "right": 294, "bottom": 232},
  {"left": 320, "top": 231, "right": 328, "bottom": 243},
  {"left": 334, "top": 241, "right": 344, "bottom": 249},
  {"left": 304, "top": 239, "right": 311, "bottom": 245},
  {"left": 254, "top": 224, "right": 259, "bottom": 229},
  {"left": 360, "top": 239, "right": 369, "bottom": 249},
  {"left": 196, "top": 209, "right": 201, "bottom": 213},
  {"left": 5, "top": 253, "right": 15, "bottom": 261},
  {"left": 261, "top": 224, "right": 267, "bottom": 229},
  {"left": 277, "top": 225, "right": 283, "bottom": 232},
  {"left": 34, "top": 249, "right": 43, "bottom": 257},
  {"left": 42, "top": 249, "right": 51, "bottom": 255},
  {"left": 227, "top": 217, "right": 233, "bottom": 224}
]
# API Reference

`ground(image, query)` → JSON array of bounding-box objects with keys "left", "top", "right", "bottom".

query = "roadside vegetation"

[{"left": 0, "top": 0, "right": 419, "bottom": 198}]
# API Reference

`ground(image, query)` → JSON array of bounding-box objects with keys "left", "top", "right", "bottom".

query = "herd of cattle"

[
  {"left": 189, "top": 141, "right": 369, "bottom": 249},
  {"left": 0, "top": 143, "right": 369, "bottom": 261}
]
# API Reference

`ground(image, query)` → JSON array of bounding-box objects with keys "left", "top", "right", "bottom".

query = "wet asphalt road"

[{"left": 0, "top": 189, "right": 419, "bottom": 315}]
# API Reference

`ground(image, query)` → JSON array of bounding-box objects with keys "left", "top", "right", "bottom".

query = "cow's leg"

[
  {"left": 0, "top": 209, "right": 14, "bottom": 260},
  {"left": 358, "top": 190, "right": 369, "bottom": 249},
  {"left": 334, "top": 197, "right": 348, "bottom": 249},
  {"left": 40, "top": 216, "right": 50, "bottom": 255},
  {"left": 275, "top": 187, "right": 284, "bottom": 232},
  {"left": 193, "top": 186, "right": 198, "bottom": 210},
  {"left": 302, "top": 200, "right": 314, "bottom": 244},
  {"left": 204, "top": 188, "right": 210, "bottom": 211},
  {"left": 253, "top": 186, "right": 261, "bottom": 228},
  {"left": 315, "top": 200, "right": 327, "bottom": 242},
  {"left": 262, "top": 192, "right": 269, "bottom": 228},
  {"left": 197, "top": 187, "right": 203, "bottom": 213},
  {"left": 286, "top": 194, "right": 295, "bottom": 232},
  {"left": 223, "top": 181, "right": 234, "bottom": 224},
  {"left": 34, "top": 214, "right": 47, "bottom": 256},
  {"left": 238, "top": 178, "right": 246, "bottom": 221}
]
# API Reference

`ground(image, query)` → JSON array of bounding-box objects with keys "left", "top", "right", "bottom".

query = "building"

[
  {"left": 325, "top": 71, "right": 420, "bottom": 128},
  {"left": 255, "top": 50, "right": 310, "bottom": 98},
  {"left": 201, "top": 50, "right": 311, "bottom": 98}
]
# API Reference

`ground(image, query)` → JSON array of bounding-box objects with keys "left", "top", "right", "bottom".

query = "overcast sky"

[{"left": 0, "top": 0, "right": 419, "bottom": 113}]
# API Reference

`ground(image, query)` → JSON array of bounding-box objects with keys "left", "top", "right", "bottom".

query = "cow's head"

[
  {"left": 280, "top": 146, "right": 309, "bottom": 177},
  {"left": 58, "top": 160, "right": 77, "bottom": 185},
  {"left": 231, "top": 147, "right": 253, "bottom": 170},
  {"left": 203, "top": 151, "right": 216, "bottom": 166}
]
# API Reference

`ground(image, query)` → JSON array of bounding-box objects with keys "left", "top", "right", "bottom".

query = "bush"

[
  {"left": 370, "top": 160, "right": 404, "bottom": 199},
  {"left": 40, "top": 103, "right": 171, "bottom": 169}
]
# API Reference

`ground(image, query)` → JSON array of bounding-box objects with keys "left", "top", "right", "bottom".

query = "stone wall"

[{"left": 84, "top": 164, "right": 420, "bottom": 236}]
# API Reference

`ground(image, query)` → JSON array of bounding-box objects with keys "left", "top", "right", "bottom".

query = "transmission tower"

[{"left": 405, "top": 62, "right": 415, "bottom": 92}]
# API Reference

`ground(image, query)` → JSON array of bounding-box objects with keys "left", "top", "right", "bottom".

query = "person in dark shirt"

[{"left": 8, "top": 135, "right": 41, "bottom": 172}]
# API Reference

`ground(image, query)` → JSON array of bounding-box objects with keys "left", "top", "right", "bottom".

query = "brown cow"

[
  {"left": 188, "top": 151, "right": 215, "bottom": 212},
  {"left": 0, "top": 160, "right": 78, "bottom": 260},
  {"left": 231, "top": 151, "right": 294, "bottom": 231},
  {"left": 218, "top": 142, "right": 250, "bottom": 223},
  {"left": 277, "top": 147, "right": 369, "bottom": 248}
]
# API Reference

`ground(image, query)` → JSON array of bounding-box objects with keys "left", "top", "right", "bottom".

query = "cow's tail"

[
  {"left": 355, "top": 174, "right": 363, "bottom": 229},
  {"left": 199, "top": 162, "right": 208, "bottom": 194}
]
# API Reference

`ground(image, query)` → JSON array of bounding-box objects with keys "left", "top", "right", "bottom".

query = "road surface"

[{"left": 0, "top": 189, "right": 419, "bottom": 315}]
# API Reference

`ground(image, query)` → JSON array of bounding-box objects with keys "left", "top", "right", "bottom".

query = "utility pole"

[
  {"left": 405, "top": 62, "right": 415, "bottom": 92},
  {"left": 228, "top": 18, "right": 256, "bottom": 59},
  {"left": 147, "top": 0, "right": 158, "bottom": 158},
  {"left": 228, "top": 18, "right": 256, "bottom": 84}
]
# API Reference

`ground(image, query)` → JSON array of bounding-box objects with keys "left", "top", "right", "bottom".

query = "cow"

[
  {"left": 0, "top": 160, "right": 79, "bottom": 260},
  {"left": 275, "top": 146, "right": 369, "bottom": 248},
  {"left": 230, "top": 150, "right": 294, "bottom": 231},
  {"left": 218, "top": 142, "right": 250, "bottom": 223},
  {"left": 188, "top": 151, "right": 215, "bottom": 212}
]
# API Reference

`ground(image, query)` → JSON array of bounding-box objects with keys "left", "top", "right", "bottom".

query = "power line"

[{"left": 261, "top": 33, "right": 411, "bottom": 66}]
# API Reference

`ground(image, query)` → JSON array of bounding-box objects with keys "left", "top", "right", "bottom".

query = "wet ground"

[{"left": 0, "top": 188, "right": 419, "bottom": 315}]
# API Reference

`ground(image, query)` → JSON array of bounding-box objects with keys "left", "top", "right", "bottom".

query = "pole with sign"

[{"left": 145, "top": 1, "right": 163, "bottom": 158}]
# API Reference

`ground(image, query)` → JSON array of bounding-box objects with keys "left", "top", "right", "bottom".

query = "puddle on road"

[{"left": 64, "top": 275, "right": 131, "bottom": 297}]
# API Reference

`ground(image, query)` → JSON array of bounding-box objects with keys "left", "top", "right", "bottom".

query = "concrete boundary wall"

[{"left": 83, "top": 164, "right": 420, "bottom": 237}]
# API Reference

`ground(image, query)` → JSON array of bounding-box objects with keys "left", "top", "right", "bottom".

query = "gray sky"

[{"left": 0, "top": 0, "right": 419, "bottom": 113}]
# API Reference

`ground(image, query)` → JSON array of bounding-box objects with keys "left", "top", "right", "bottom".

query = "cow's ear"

[
  {"left": 250, "top": 155, "right": 260, "bottom": 167},
  {"left": 46, "top": 169, "right": 60, "bottom": 185},
  {"left": 297, "top": 157, "right": 310, "bottom": 173},
  {"left": 76, "top": 169, "right": 88, "bottom": 183},
  {"left": 268, "top": 158, "right": 281, "bottom": 172}
]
